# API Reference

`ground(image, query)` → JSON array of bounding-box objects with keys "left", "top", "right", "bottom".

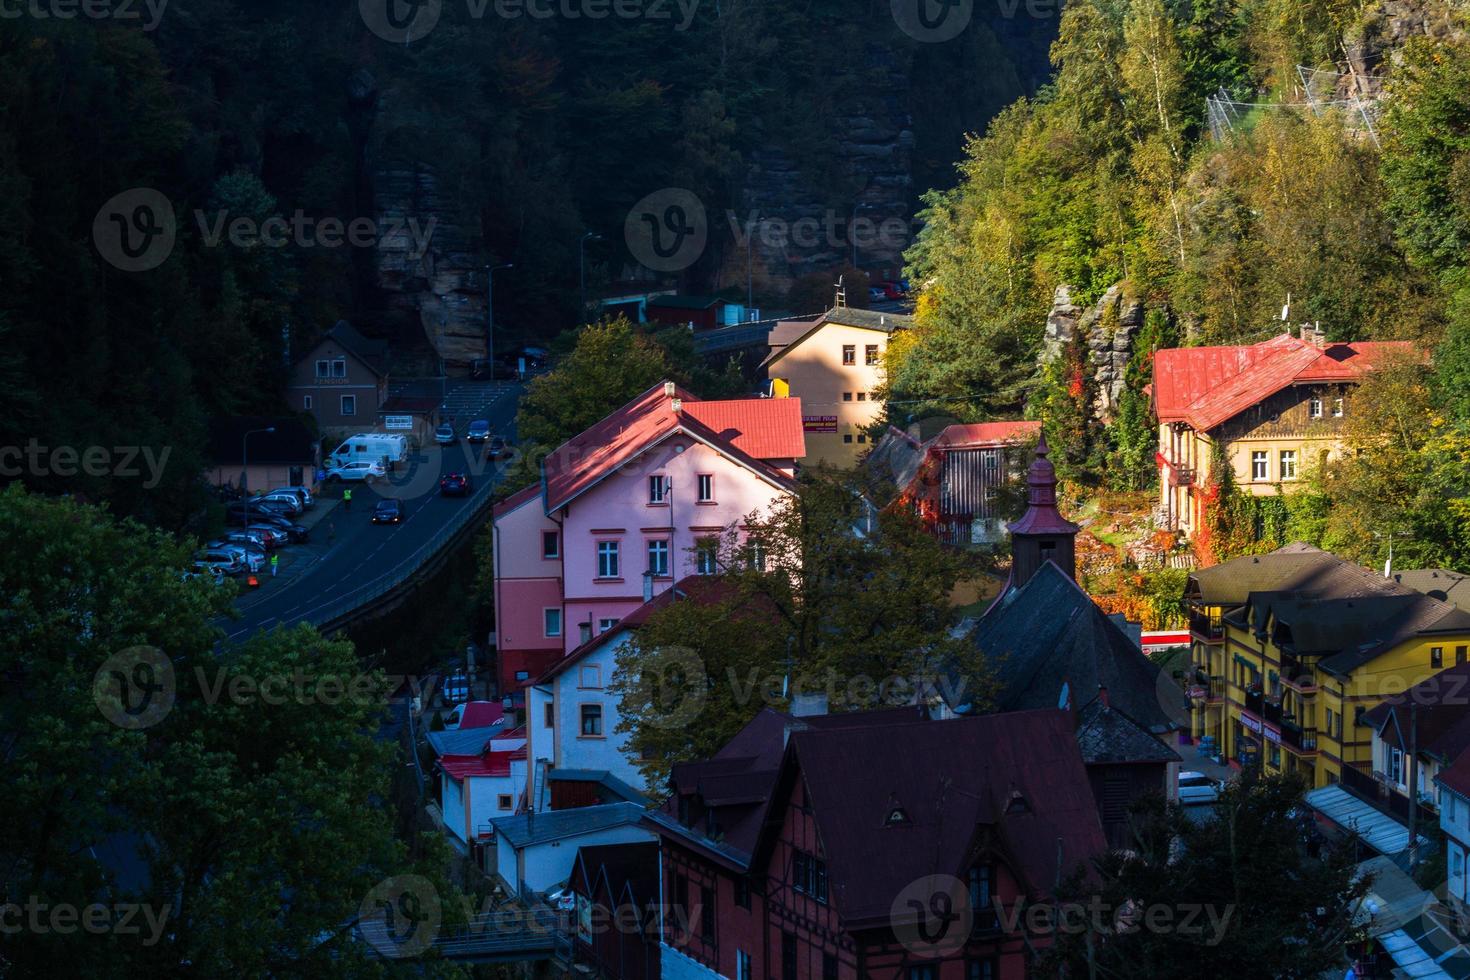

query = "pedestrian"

[
  {"left": 343, "top": 487, "right": 352, "bottom": 512},
  {"left": 269, "top": 553, "right": 279, "bottom": 578},
  {"left": 327, "top": 521, "right": 336, "bottom": 544}
]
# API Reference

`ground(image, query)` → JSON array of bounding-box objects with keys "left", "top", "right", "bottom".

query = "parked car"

[
  {"left": 875, "top": 280, "right": 906, "bottom": 299},
  {"left": 485, "top": 435, "right": 508, "bottom": 460},
  {"left": 466, "top": 419, "right": 491, "bottom": 443},
  {"left": 271, "top": 485, "right": 315, "bottom": 509},
  {"left": 196, "top": 550, "right": 245, "bottom": 576},
  {"left": 372, "top": 499, "right": 404, "bottom": 524},
  {"left": 186, "top": 563, "right": 225, "bottom": 585},
  {"left": 245, "top": 524, "right": 288, "bottom": 549},
  {"left": 324, "top": 460, "right": 385, "bottom": 483},
  {"left": 254, "top": 516, "right": 309, "bottom": 543},
  {"left": 434, "top": 423, "right": 457, "bottom": 446},
  {"left": 218, "top": 529, "right": 270, "bottom": 550},
  {"left": 867, "top": 285, "right": 886, "bottom": 301},
  {"left": 256, "top": 491, "right": 304, "bottom": 515},
  {"left": 439, "top": 472, "right": 472, "bottom": 497},
  {"left": 1178, "top": 770, "right": 1222, "bottom": 805},
  {"left": 205, "top": 541, "right": 266, "bottom": 573}
]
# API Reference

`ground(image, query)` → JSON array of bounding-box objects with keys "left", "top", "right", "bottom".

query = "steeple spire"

[{"left": 1008, "top": 433, "right": 1080, "bottom": 588}]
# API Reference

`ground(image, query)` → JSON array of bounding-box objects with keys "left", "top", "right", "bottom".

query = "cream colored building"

[
  {"left": 1151, "top": 328, "right": 1413, "bottom": 537},
  {"left": 763, "top": 306, "right": 913, "bottom": 467}
]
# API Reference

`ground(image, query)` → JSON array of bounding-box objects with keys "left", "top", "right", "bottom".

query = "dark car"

[
  {"left": 372, "top": 499, "right": 404, "bottom": 524},
  {"left": 439, "top": 472, "right": 472, "bottom": 497},
  {"left": 234, "top": 508, "right": 309, "bottom": 543},
  {"left": 485, "top": 435, "right": 508, "bottom": 460},
  {"left": 466, "top": 419, "right": 491, "bottom": 443}
]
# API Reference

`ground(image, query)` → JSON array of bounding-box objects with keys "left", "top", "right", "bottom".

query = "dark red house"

[
  {"left": 568, "top": 842, "right": 661, "bottom": 980},
  {"left": 644, "top": 707, "right": 1107, "bottom": 980},
  {"left": 646, "top": 295, "right": 728, "bottom": 330}
]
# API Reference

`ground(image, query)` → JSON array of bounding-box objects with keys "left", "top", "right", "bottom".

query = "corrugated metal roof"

[
  {"left": 1305, "top": 785, "right": 1428, "bottom": 855},
  {"left": 439, "top": 747, "right": 526, "bottom": 780}
]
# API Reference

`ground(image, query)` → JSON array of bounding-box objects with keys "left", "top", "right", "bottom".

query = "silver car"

[
  {"left": 257, "top": 491, "right": 304, "bottom": 515},
  {"left": 1178, "top": 771, "right": 1222, "bottom": 805},
  {"left": 196, "top": 550, "right": 245, "bottom": 576},
  {"left": 271, "top": 485, "right": 314, "bottom": 509}
]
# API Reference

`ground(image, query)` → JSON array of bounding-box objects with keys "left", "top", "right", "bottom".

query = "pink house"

[{"left": 491, "top": 381, "right": 804, "bottom": 694}]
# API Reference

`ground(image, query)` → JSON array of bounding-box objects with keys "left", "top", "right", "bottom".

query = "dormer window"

[
  {"left": 967, "top": 863, "right": 994, "bottom": 910},
  {"left": 1004, "top": 790, "right": 1030, "bottom": 814},
  {"left": 885, "top": 793, "right": 910, "bottom": 826}
]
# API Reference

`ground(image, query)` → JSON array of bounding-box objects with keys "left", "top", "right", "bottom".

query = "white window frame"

[
  {"left": 697, "top": 541, "right": 718, "bottom": 575},
  {"left": 542, "top": 530, "right": 559, "bottom": 559},
  {"left": 579, "top": 703, "right": 604, "bottom": 738},
  {"left": 331, "top": 358, "right": 347, "bottom": 378},
  {"left": 647, "top": 538, "right": 669, "bottom": 577},
  {"left": 697, "top": 473, "right": 714, "bottom": 502},
  {"left": 1251, "top": 451, "right": 1267, "bottom": 481},
  {"left": 1309, "top": 396, "right": 1323, "bottom": 419},
  {"left": 340, "top": 394, "right": 356, "bottom": 417},
  {"left": 597, "top": 617, "right": 619, "bottom": 633},
  {"left": 597, "top": 541, "right": 620, "bottom": 579},
  {"left": 1279, "top": 450, "right": 1297, "bottom": 481},
  {"left": 303, "top": 394, "right": 313, "bottom": 411},
  {"left": 543, "top": 607, "right": 562, "bottom": 638},
  {"left": 1333, "top": 396, "right": 1344, "bottom": 417},
  {"left": 648, "top": 474, "right": 668, "bottom": 505}
]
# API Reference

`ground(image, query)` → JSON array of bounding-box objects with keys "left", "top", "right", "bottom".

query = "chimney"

[
  {"left": 663, "top": 381, "right": 677, "bottom": 398},
  {"left": 1300, "top": 323, "right": 1327, "bottom": 349},
  {"left": 671, "top": 398, "right": 682, "bottom": 414},
  {"left": 1098, "top": 684, "right": 1110, "bottom": 708}
]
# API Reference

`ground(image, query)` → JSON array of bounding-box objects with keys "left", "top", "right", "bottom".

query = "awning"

[
  {"left": 1377, "top": 910, "right": 1470, "bottom": 979},
  {"left": 1305, "top": 785, "right": 1429, "bottom": 856}
]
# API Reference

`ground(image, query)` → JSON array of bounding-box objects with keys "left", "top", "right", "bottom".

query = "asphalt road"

[{"left": 222, "top": 386, "right": 521, "bottom": 642}]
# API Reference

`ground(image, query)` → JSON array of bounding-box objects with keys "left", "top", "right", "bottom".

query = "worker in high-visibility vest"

[
  {"left": 269, "top": 553, "right": 279, "bottom": 577},
  {"left": 342, "top": 487, "right": 352, "bottom": 511}
]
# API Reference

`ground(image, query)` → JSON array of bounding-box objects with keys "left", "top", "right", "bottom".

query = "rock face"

[{"left": 1042, "top": 283, "right": 1145, "bottom": 423}]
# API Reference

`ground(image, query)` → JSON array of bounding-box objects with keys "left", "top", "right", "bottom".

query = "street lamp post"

[
  {"left": 485, "top": 262, "right": 513, "bottom": 375},
  {"left": 579, "top": 232, "right": 602, "bottom": 325},
  {"left": 241, "top": 426, "right": 276, "bottom": 498}
]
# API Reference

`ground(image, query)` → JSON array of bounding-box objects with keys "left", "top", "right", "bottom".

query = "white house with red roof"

[
  {"left": 491, "top": 381, "right": 804, "bottom": 696},
  {"left": 437, "top": 725, "right": 528, "bottom": 860},
  {"left": 1150, "top": 326, "right": 1415, "bottom": 537}
]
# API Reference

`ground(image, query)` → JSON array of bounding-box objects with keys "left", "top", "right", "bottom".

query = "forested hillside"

[
  {"left": 0, "top": 1, "right": 1055, "bottom": 527},
  {"left": 890, "top": 0, "right": 1470, "bottom": 570}
]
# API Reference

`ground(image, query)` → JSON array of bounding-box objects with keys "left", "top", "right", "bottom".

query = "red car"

[{"left": 439, "top": 472, "right": 472, "bottom": 497}]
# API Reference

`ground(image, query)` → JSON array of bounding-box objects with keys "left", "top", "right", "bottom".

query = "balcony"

[
  {"left": 1244, "top": 686, "right": 1283, "bottom": 725},
  {"left": 1189, "top": 608, "right": 1224, "bottom": 643},
  {"left": 1280, "top": 656, "right": 1317, "bottom": 694},
  {"left": 1186, "top": 669, "right": 1225, "bottom": 705},
  {"left": 1279, "top": 719, "right": 1317, "bottom": 753},
  {"left": 1169, "top": 465, "right": 1195, "bottom": 488}
]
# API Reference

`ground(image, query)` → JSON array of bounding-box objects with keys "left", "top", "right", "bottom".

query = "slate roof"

[
  {"left": 540, "top": 382, "right": 803, "bottom": 513},
  {"left": 761, "top": 710, "right": 1106, "bottom": 927},
  {"left": 654, "top": 706, "right": 933, "bottom": 868},
  {"left": 1393, "top": 569, "right": 1470, "bottom": 609},
  {"left": 492, "top": 801, "right": 647, "bottom": 849},
  {"left": 761, "top": 306, "right": 915, "bottom": 368},
  {"left": 325, "top": 320, "right": 389, "bottom": 376},
  {"left": 1074, "top": 696, "right": 1182, "bottom": 766},
  {"left": 968, "top": 561, "right": 1178, "bottom": 733},
  {"left": 206, "top": 416, "right": 317, "bottom": 466},
  {"left": 1195, "top": 546, "right": 1470, "bottom": 677},
  {"left": 1152, "top": 333, "right": 1413, "bottom": 431}
]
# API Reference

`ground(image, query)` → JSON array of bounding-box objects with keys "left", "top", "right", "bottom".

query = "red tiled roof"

[
  {"left": 683, "top": 398, "right": 806, "bottom": 459},
  {"left": 932, "top": 420, "right": 1041, "bottom": 450},
  {"left": 457, "top": 701, "right": 504, "bottom": 729},
  {"left": 491, "top": 481, "right": 542, "bottom": 518},
  {"left": 439, "top": 747, "right": 526, "bottom": 780},
  {"left": 540, "top": 382, "right": 802, "bottom": 513},
  {"left": 1153, "top": 333, "right": 1415, "bottom": 431}
]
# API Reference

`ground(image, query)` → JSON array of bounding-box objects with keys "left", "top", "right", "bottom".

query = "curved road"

[{"left": 223, "top": 387, "right": 521, "bottom": 642}]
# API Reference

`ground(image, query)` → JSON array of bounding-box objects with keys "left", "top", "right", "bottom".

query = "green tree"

[
  {"left": 0, "top": 486, "right": 463, "bottom": 976},
  {"left": 1041, "top": 771, "right": 1369, "bottom": 977},
  {"left": 614, "top": 468, "right": 994, "bottom": 786}
]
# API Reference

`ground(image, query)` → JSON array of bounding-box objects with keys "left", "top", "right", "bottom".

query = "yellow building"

[
  {"left": 1151, "top": 328, "right": 1413, "bottom": 537},
  {"left": 763, "top": 305, "right": 913, "bottom": 467},
  {"left": 1184, "top": 544, "right": 1470, "bottom": 789}
]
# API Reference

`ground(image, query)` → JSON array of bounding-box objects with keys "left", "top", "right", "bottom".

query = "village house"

[
  {"left": 866, "top": 420, "right": 1040, "bottom": 546},
  {"left": 566, "top": 842, "right": 661, "bottom": 980},
  {"left": 644, "top": 706, "right": 1106, "bottom": 980},
  {"left": 1151, "top": 327, "right": 1414, "bottom": 537},
  {"left": 763, "top": 304, "right": 914, "bottom": 467},
  {"left": 490, "top": 802, "right": 653, "bottom": 901},
  {"left": 285, "top": 320, "right": 390, "bottom": 435},
  {"left": 522, "top": 576, "right": 734, "bottom": 812},
  {"left": 1183, "top": 545, "right": 1470, "bottom": 792},
  {"left": 490, "top": 382, "right": 804, "bottom": 696},
  {"left": 433, "top": 719, "right": 527, "bottom": 860}
]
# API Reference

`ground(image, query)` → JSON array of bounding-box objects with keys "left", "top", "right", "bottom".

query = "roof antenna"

[
  {"left": 834, "top": 275, "right": 846, "bottom": 309},
  {"left": 1280, "top": 293, "right": 1291, "bottom": 324}
]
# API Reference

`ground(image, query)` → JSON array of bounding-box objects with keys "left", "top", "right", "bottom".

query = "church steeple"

[{"left": 1007, "top": 433, "right": 1080, "bottom": 588}]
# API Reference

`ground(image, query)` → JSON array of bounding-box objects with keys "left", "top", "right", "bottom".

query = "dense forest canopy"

[{"left": 889, "top": 0, "right": 1470, "bottom": 570}]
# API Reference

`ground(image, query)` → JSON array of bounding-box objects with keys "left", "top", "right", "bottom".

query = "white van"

[{"left": 330, "top": 433, "right": 408, "bottom": 468}]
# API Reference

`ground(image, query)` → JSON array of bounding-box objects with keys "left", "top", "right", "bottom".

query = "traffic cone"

[{"left": 247, "top": 574, "right": 261, "bottom": 589}]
